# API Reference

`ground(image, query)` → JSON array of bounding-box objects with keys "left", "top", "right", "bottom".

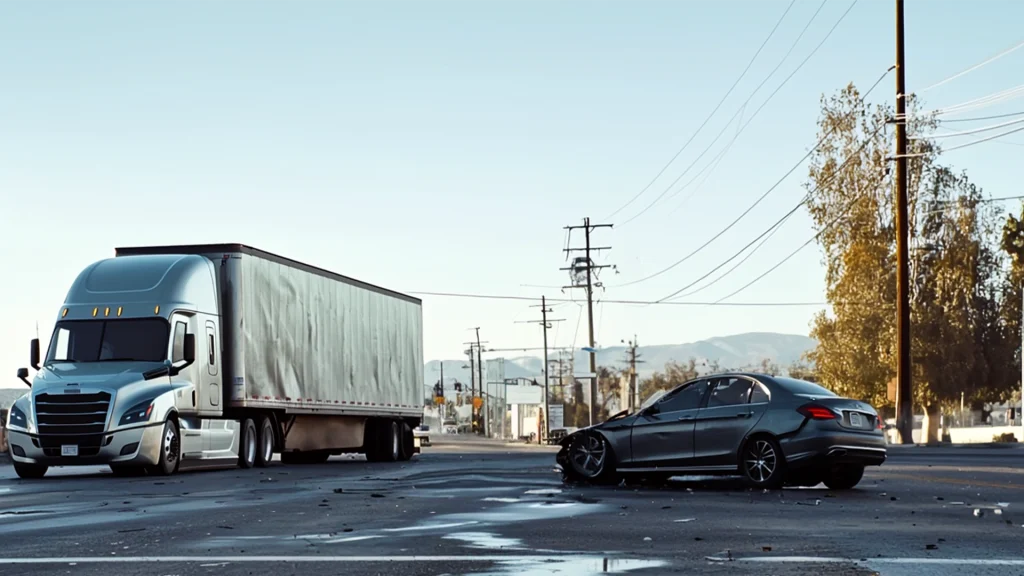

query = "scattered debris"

[
  {"left": 935, "top": 497, "right": 944, "bottom": 501},
  {"left": 116, "top": 528, "right": 145, "bottom": 534},
  {"left": 675, "top": 518, "right": 696, "bottom": 523},
  {"left": 974, "top": 509, "right": 985, "bottom": 518},
  {"left": 661, "top": 506, "right": 672, "bottom": 510},
  {"left": 890, "top": 497, "right": 899, "bottom": 501},
  {"left": 643, "top": 536, "right": 652, "bottom": 542},
  {"left": 218, "top": 526, "right": 234, "bottom": 530},
  {"left": 761, "top": 546, "right": 772, "bottom": 552},
  {"left": 998, "top": 502, "right": 1010, "bottom": 508},
  {"left": 950, "top": 501, "right": 965, "bottom": 506},
  {"left": 797, "top": 499, "right": 821, "bottom": 506},
  {"left": 926, "top": 544, "right": 938, "bottom": 550},
  {"left": 333, "top": 488, "right": 346, "bottom": 494},
  {"left": 994, "top": 509, "right": 1004, "bottom": 516},
  {"left": 694, "top": 537, "right": 704, "bottom": 541},
  {"left": 370, "top": 493, "right": 385, "bottom": 499}
]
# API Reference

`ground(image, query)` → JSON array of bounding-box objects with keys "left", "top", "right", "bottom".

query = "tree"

[
  {"left": 804, "top": 82, "right": 1013, "bottom": 432},
  {"left": 638, "top": 358, "right": 701, "bottom": 404},
  {"left": 788, "top": 359, "right": 818, "bottom": 382}
]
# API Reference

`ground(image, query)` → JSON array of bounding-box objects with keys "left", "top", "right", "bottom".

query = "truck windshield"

[{"left": 46, "top": 319, "right": 170, "bottom": 364}]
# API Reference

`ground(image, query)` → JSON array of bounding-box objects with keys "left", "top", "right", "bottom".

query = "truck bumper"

[{"left": 6, "top": 424, "right": 164, "bottom": 467}]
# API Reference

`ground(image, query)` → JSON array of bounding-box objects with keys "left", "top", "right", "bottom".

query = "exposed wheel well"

[{"left": 739, "top": 431, "right": 783, "bottom": 462}]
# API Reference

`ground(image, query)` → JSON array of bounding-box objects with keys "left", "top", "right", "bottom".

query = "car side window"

[
  {"left": 750, "top": 382, "right": 770, "bottom": 404},
  {"left": 707, "top": 377, "right": 754, "bottom": 408},
  {"left": 659, "top": 380, "right": 709, "bottom": 412}
]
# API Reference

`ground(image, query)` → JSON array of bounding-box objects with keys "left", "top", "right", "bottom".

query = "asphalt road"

[{"left": 0, "top": 440, "right": 1023, "bottom": 576}]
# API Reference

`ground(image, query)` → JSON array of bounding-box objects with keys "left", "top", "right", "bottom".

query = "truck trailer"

[{"left": 6, "top": 244, "right": 424, "bottom": 479}]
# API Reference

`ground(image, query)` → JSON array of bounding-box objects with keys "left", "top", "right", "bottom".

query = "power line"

[
  {"left": 657, "top": 120, "right": 888, "bottom": 303},
  {"left": 602, "top": 0, "right": 797, "bottom": 221},
  {"left": 919, "top": 38, "right": 1024, "bottom": 93},
  {"left": 938, "top": 111, "right": 1024, "bottom": 123},
  {"left": 614, "top": 66, "right": 892, "bottom": 289},
  {"left": 405, "top": 290, "right": 829, "bottom": 307},
  {"left": 910, "top": 116, "right": 1024, "bottom": 140},
  {"left": 893, "top": 123, "right": 1024, "bottom": 158},
  {"left": 618, "top": 0, "right": 842, "bottom": 226},
  {"left": 923, "top": 83, "right": 1024, "bottom": 117}
]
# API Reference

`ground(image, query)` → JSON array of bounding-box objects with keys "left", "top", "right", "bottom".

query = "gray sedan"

[{"left": 555, "top": 373, "right": 886, "bottom": 490}]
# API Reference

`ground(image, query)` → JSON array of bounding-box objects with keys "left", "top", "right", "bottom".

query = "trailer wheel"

[
  {"left": 238, "top": 418, "right": 257, "bottom": 469},
  {"left": 383, "top": 420, "right": 400, "bottom": 462},
  {"left": 255, "top": 415, "right": 275, "bottom": 468},
  {"left": 398, "top": 422, "right": 414, "bottom": 461}
]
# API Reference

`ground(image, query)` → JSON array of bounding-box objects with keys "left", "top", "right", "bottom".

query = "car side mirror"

[
  {"left": 17, "top": 368, "right": 31, "bottom": 388},
  {"left": 642, "top": 403, "right": 660, "bottom": 417},
  {"left": 30, "top": 338, "right": 40, "bottom": 371}
]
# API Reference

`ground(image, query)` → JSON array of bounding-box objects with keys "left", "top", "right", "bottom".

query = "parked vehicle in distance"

[
  {"left": 413, "top": 424, "right": 431, "bottom": 446},
  {"left": 7, "top": 243, "right": 424, "bottom": 479},
  {"left": 556, "top": 373, "right": 885, "bottom": 490}
]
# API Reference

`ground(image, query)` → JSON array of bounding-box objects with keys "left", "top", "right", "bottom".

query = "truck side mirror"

[
  {"left": 17, "top": 368, "right": 31, "bottom": 388},
  {"left": 30, "top": 338, "right": 40, "bottom": 371},
  {"left": 183, "top": 333, "right": 196, "bottom": 366}
]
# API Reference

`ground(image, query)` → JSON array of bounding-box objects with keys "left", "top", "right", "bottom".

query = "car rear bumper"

[
  {"left": 6, "top": 424, "right": 164, "bottom": 467},
  {"left": 782, "top": 430, "right": 887, "bottom": 468}
]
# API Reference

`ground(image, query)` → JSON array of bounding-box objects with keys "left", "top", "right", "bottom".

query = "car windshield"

[
  {"left": 46, "top": 319, "right": 170, "bottom": 364},
  {"left": 772, "top": 376, "right": 837, "bottom": 397}
]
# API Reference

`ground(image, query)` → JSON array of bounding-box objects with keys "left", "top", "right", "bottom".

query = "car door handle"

[
  {"left": 736, "top": 412, "right": 751, "bottom": 418},
  {"left": 678, "top": 415, "right": 694, "bottom": 421}
]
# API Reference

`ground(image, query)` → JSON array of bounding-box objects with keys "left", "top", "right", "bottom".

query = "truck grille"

[{"left": 34, "top": 392, "right": 111, "bottom": 436}]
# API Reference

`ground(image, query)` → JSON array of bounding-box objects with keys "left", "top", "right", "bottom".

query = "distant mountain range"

[{"left": 423, "top": 331, "right": 816, "bottom": 390}]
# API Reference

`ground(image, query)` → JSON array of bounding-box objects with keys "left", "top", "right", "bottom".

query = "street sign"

[{"left": 548, "top": 405, "right": 564, "bottom": 429}]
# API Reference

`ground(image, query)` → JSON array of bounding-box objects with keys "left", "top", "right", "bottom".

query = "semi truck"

[{"left": 6, "top": 243, "right": 424, "bottom": 479}]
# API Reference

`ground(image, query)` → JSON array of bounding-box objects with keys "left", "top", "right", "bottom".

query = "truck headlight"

[
  {"left": 8, "top": 404, "right": 29, "bottom": 431},
  {"left": 119, "top": 400, "right": 155, "bottom": 426}
]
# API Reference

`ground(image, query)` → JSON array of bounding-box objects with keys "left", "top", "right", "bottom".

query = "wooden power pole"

[
  {"left": 518, "top": 296, "right": 564, "bottom": 439},
  {"left": 562, "top": 217, "right": 613, "bottom": 426},
  {"left": 894, "top": 0, "right": 913, "bottom": 444}
]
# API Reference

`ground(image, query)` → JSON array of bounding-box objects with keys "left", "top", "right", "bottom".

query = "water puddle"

[
  {"left": 466, "top": 557, "right": 666, "bottom": 575},
  {"left": 523, "top": 488, "right": 562, "bottom": 496},
  {"left": 444, "top": 532, "right": 525, "bottom": 550}
]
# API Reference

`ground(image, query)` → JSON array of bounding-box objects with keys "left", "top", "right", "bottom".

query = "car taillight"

[
  {"left": 877, "top": 418, "right": 884, "bottom": 430},
  {"left": 797, "top": 404, "right": 837, "bottom": 420}
]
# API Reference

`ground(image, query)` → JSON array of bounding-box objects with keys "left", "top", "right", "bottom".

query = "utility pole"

[
  {"left": 562, "top": 217, "right": 614, "bottom": 426},
  {"left": 894, "top": 0, "right": 913, "bottom": 445},
  {"left": 518, "top": 296, "right": 564, "bottom": 439},
  {"left": 465, "top": 330, "right": 489, "bottom": 436},
  {"left": 622, "top": 336, "right": 644, "bottom": 412}
]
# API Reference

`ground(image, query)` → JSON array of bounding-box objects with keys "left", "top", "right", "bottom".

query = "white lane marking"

[
  {"left": 706, "top": 556, "right": 1024, "bottom": 566},
  {"left": 0, "top": 555, "right": 636, "bottom": 564}
]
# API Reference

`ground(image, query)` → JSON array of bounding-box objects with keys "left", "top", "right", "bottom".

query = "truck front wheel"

[{"left": 148, "top": 418, "right": 181, "bottom": 476}]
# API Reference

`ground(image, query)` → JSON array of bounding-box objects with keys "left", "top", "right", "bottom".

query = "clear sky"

[{"left": 2, "top": 0, "right": 1022, "bottom": 387}]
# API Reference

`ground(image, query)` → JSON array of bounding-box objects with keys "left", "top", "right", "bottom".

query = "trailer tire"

[
  {"left": 255, "top": 415, "right": 275, "bottom": 468},
  {"left": 383, "top": 420, "right": 401, "bottom": 462},
  {"left": 238, "top": 418, "right": 257, "bottom": 469},
  {"left": 398, "top": 422, "right": 414, "bottom": 461}
]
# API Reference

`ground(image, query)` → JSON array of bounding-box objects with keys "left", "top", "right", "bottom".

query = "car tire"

[
  {"left": 740, "top": 436, "right": 785, "bottom": 489},
  {"left": 13, "top": 462, "right": 47, "bottom": 479},
  {"left": 565, "top": 432, "right": 616, "bottom": 485},
  {"left": 785, "top": 468, "right": 824, "bottom": 488},
  {"left": 823, "top": 464, "right": 865, "bottom": 490},
  {"left": 238, "top": 418, "right": 257, "bottom": 469},
  {"left": 255, "top": 415, "right": 275, "bottom": 468},
  {"left": 147, "top": 418, "right": 181, "bottom": 476}
]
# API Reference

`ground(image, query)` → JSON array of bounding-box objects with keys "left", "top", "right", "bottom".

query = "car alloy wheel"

[
  {"left": 743, "top": 438, "right": 780, "bottom": 486},
  {"left": 570, "top": 433, "right": 607, "bottom": 479}
]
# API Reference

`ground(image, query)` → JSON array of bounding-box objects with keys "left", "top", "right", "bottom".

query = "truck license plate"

[
  {"left": 849, "top": 412, "right": 864, "bottom": 428},
  {"left": 61, "top": 445, "right": 79, "bottom": 457}
]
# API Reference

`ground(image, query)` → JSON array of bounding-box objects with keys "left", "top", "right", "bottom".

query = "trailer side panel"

[{"left": 231, "top": 252, "right": 423, "bottom": 417}]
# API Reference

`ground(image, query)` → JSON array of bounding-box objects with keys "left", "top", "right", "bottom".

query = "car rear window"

[{"left": 772, "top": 376, "right": 837, "bottom": 397}]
